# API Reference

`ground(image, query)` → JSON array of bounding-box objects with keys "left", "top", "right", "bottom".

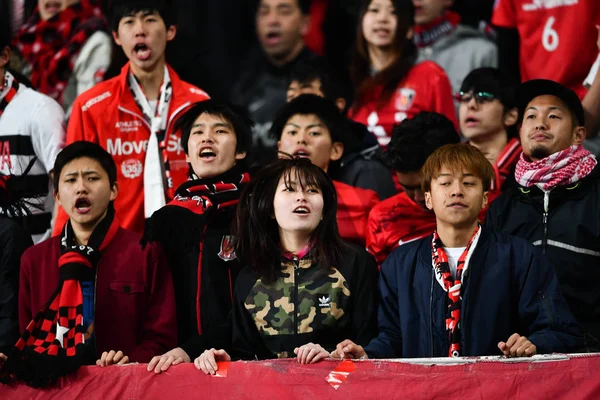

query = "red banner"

[{"left": 2, "top": 354, "right": 600, "bottom": 399}]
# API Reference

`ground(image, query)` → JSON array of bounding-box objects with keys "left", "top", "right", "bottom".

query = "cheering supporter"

[
  {"left": 287, "top": 61, "right": 396, "bottom": 199},
  {"left": 272, "top": 94, "right": 380, "bottom": 246},
  {"left": 413, "top": 0, "right": 497, "bottom": 103},
  {"left": 485, "top": 79, "right": 600, "bottom": 351},
  {"left": 367, "top": 112, "right": 458, "bottom": 265},
  {"left": 54, "top": 0, "right": 210, "bottom": 236},
  {"left": 143, "top": 101, "right": 252, "bottom": 374},
  {"left": 0, "top": 167, "right": 40, "bottom": 357},
  {"left": 492, "top": 0, "right": 600, "bottom": 99},
  {"left": 231, "top": 0, "right": 320, "bottom": 163},
  {"left": 195, "top": 158, "right": 378, "bottom": 373},
  {"left": 458, "top": 67, "right": 521, "bottom": 197},
  {"left": 1, "top": 142, "right": 176, "bottom": 388},
  {"left": 12, "top": 0, "right": 111, "bottom": 113},
  {"left": 333, "top": 143, "right": 583, "bottom": 359},
  {"left": 349, "top": 0, "right": 456, "bottom": 148},
  {"left": 0, "top": 30, "right": 65, "bottom": 243}
]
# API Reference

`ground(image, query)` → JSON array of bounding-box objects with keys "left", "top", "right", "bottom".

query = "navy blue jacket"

[{"left": 365, "top": 229, "right": 583, "bottom": 358}]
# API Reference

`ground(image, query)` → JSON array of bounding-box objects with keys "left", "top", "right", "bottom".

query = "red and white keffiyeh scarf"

[
  {"left": 431, "top": 225, "right": 481, "bottom": 358},
  {"left": 515, "top": 145, "right": 597, "bottom": 191},
  {"left": 0, "top": 71, "right": 20, "bottom": 118},
  {"left": 127, "top": 66, "right": 174, "bottom": 217},
  {"left": 13, "top": 0, "right": 106, "bottom": 104}
]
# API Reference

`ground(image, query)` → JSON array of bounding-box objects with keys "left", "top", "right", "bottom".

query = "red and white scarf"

[
  {"left": 414, "top": 10, "right": 461, "bottom": 48},
  {"left": 431, "top": 225, "right": 481, "bottom": 357},
  {"left": 0, "top": 71, "right": 20, "bottom": 118},
  {"left": 127, "top": 66, "right": 174, "bottom": 217},
  {"left": 515, "top": 145, "right": 597, "bottom": 191}
]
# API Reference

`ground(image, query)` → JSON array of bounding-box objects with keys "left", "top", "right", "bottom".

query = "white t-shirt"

[{"left": 444, "top": 247, "right": 466, "bottom": 280}]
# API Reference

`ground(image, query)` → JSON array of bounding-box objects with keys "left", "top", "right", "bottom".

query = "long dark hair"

[
  {"left": 234, "top": 158, "right": 346, "bottom": 283},
  {"left": 351, "top": 0, "right": 417, "bottom": 109}
]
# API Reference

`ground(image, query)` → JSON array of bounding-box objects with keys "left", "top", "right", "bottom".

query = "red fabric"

[
  {"left": 19, "top": 227, "right": 177, "bottom": 362},
  {"left": 491, "top": 0, "right": 600, "bottom": 98},
  {"left": 55, "top": 62, "right": 210, "bottom": 235},
  {"left": 334, "top": 180, "right": 379, "bottom": 246},
  {"left": 366, "top": 192, "right": 436, "bottom": 265},
  {"left": 490, "top": 137, "right": 521, "bottom": 193},
  {"left": 303, "top": 0, "right": 327, "bottom": 56},
  {"left": 349, "top": 61, "right": 458, "bottom": 148},
  {"left": 515, "top": 144, "right": 597, "bottom": 191},
  {"left": 2, "top": 356, "right": 600, "bottom": 399},
  {"left": 413, "top": 10, "right": 461, "bottom": 48}
]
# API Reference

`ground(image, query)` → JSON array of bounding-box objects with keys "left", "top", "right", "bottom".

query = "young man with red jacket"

[
  {"left": 2, "top": 142, "right": 176, "bottom": 388},
  {"left": 273, "top": 94, "right": 379, "bottom": 246},
  {"left": 55, "top": 0, "right": 210, "bottom": 235}
]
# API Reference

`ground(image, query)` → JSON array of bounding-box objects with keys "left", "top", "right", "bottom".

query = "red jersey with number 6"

[
  {"left": 349, "top": 61, "right": 457, "bottom": 148},
  {"left": 492, "top": 0, "right": 600, "bottom": 99}
]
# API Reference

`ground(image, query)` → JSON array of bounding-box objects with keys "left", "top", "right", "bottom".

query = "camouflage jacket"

[{"left": 230, "top": 244, "right": 379, "bottom": 360}]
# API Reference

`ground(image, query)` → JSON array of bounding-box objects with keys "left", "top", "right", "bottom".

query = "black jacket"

[
  {"left": 365, "top": 229, "right": 583, "bottom": 358},
  {"left": 230, "top": 244, "right": 378, "bottom": 360},
  {"left": 0, "top": 217, "right": 33, "bottom": 354},
  {"left": 485, "top": 167, "right": 600, "bottom": 350}
]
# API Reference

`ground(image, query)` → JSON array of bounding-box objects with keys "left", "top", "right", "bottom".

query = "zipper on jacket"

[
  {"left": 429, "top": 268, "right": 434, "bottom": 357},
  {"left": 292, "top": 256, "right": 300, "bottom": 335},
  {"left": 542, "top": 191, "right": 550, "bottom": 254}
]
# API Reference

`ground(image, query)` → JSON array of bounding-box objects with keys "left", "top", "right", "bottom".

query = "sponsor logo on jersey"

[
  {"left": 218, "top": 235, "right": 237, "bottom": 261},
  {"left": 115, "top": 120, "right": 143, "bottom": 133},
  {"left": 82, "top": 91, "right": 111, "bottom": 111},
  {"left": 107, "top": 137, "right": 184, "bottom": 156},
  {"left": 189, "top": 87, "right": 209, "bottom": 97},
  {"left": 522, "top": 0, "right": 578, "bottom": 11},
  {"left": 395, "top": 88, "right": 416, "bottom": 111},
  {"left": 121, "top": 159, "right": 143, "bottom": 179}
]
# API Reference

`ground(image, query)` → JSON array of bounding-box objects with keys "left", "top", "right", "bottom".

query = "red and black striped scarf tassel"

[
  {"left": 0, "top": 73, "right": 19, "bottom": 118},
  {"left": 0, "top": 208, "right": 119, "bottom": 388}
]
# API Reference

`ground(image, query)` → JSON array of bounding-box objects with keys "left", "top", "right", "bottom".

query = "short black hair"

[
  {"left": 269, "top": 94, "right": 351, "bottom": 147},
  {"left": 460, "top": 67, "right": 517, "bottom": 110},
  {"left": 387, "top": 112, "right": 460, "bottom": 172},
  {"left": 175, "top": 100, "right": 253, "bottom": 156},
  {"left": 0, "top": 27, "right": 9, "bottom": 50},
  {"left": 107, "top": 0, "right": 176, "bottom": 32},
  {"left": 53, "top": 142, "right": 117, "bottom": 190}
]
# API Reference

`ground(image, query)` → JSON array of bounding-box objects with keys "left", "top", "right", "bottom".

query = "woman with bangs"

[
  {"left": 194, "top": 158, "right": 378, "bottom": 374},
  {"left": 349, "top": 0, "right": 458, "bottom": 148}
]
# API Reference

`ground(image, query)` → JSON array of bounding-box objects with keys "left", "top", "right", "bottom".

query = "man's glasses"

[{"left": 454, "top": 91, "right": 496, "bottom": 104}]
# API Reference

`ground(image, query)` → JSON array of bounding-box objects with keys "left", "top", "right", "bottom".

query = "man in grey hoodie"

[{"left": 412, "top": 0, "right": 497, "bottom": 113}]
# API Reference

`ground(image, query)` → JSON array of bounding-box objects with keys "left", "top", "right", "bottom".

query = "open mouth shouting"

[
  {"left": 463, "top": 116, "right": 480, "bottom": 127},
  {"left": 198, "top": 146, "right": 217, "bottom": 162},
  {"left": 293, "top": 205, "right": 311, "bottom": 215},
  {"left": 264, "top": 30, "right": 282, "bottom": 46},
  {"left": 133, "top": 43, "right": 151, "bottom": 61},
  {"left": 293, "top": 148, "right": 310, "bottom": 159},
  {"left": 75, "top": 197, "right": 92, "bottom": 214}
]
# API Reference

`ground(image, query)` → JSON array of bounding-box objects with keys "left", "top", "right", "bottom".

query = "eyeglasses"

[{"left": 454, "top": 91, "right": 496, "bottom": 104}]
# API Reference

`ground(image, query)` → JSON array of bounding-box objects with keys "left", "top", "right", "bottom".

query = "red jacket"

[
  {"left": 367, "top": 192, "right": 436, "bottom": 265},
  {"left": 19, "top": 226, "right": 177, "bottom": 362},
  {"left": 334, "top": 180, "right": 379, "bottom": 246},
  {"left": 349, "top": 61, "right": 458, "bottom": 148},
  {"left": 54, "top": 63, "right": 210, "bottom": 235}
]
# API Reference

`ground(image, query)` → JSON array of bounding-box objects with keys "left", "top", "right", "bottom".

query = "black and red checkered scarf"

[
  {"left": 431, "top": 225, "right": 481, "bottom": 357},
  {"left": 143, "top": 165, "right": 249, "bottom": 334},
  {"left": 12, "top": 0, "right": 106, "bottom": 104},
  {"left": 0, "top": 208, "right": 119, "bottom": 388}
]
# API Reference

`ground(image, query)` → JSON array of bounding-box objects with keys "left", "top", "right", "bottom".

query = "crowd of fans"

[{"left": 0, "top": 0, "right": 599, "bottom": 388}]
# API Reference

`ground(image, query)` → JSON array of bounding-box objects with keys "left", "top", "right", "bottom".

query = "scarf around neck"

[
  {"left": 515, "top": 145, "right": 597, "bottom": 191},
  {"left": 13, "top": 0, "right": 106, "bottom": 104},
  {"left": 431, "top": 225, "right": 481, "bottom": 357},
  {"left": 0, "top": 71, "right": 20, "bottom": 118},
  {"left": 0, "top": 208, "right": 119, "bottom": 388},
  {"left": 414, "top": 10, "right": 461, "bottom": 48}
]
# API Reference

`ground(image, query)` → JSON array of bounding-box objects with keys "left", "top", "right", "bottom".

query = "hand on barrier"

[
  {"left": 195, "top": 348, "right": 231, "bottom": 375},
  {"left": 331, "top": 340, "right": 368, "bottom": 360},
  {"left": 294, "top": 343, "right": 329, "bottom": 364},
  {"left": 96, "top": 350, "right": 129, "bottom": 367},
  {"left": 498, "top": 333, "right": 537, "bottom": 357},
  {"left": 147, "top": 347, "right": 191, "bottom": 374}
]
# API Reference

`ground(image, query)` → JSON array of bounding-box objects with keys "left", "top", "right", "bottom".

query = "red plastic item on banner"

[
  {"left": 214, "top": 361, "right": 230, "bottom": 378},
  {"left": 326, "top": 360, "right": 356, "bottom": 390}
]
